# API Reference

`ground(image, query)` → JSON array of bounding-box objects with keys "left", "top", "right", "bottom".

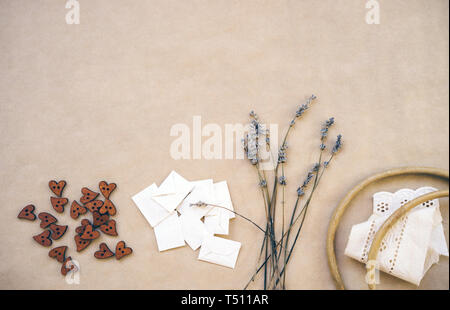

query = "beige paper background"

[{"left": 0, "top": 0, "right": 448, "bottom": 290}]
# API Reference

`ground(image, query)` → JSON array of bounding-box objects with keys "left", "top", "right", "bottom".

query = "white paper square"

[
  {"left": 198, "top": 235, "right": 241, "bottom": 269},
  {"left": 152, "top": 171, "right": 194, "bottom": 212},
  {"left": 153, "top": 212, "right": 186, "bottom": 252},
  {"left": 132, "top": 183, "right": 171, "bottom": 227},
  {"left": 179, "top": 211, "right": 210, "bottom": 251},
  {"left": 154, "top": 170, "right": 192, "bottom": 195}
]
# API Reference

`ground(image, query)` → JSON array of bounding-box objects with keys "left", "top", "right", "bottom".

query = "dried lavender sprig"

[
  {"left": 332, "top": 134, "right": 343, "bottom": 154},
  {"left": 320, "top": 117, "right": 335, "bottom": 142},
  {"left": 277, "top": 138, "right": 343, "bottom": 286},
  {"left": 295, "top": 163, "right": 318, "bottom": 196},
  {"left": 279, "top": 119, "right": 335, "bottom": 288},
  {"left": 246, "top": 149, "right": 342, "bottom": 289},
  {"left": 295, "top": 94, "right": 316, "bottom": 118},
  {"left": 273, "top": 157, "right": 336, "bottom": 288},
  {"left": 271, "top": 95, "right": 317, "bottom": 221},
  {"left": 277, "top": 95, "right": 317, "bottom": 167},
  {"left": 267, "top": 95, "right": 317, "bottom": 287},
  {"left": 271, "top": 95, "right": 318, "bottom": 216},
  {"left": 272, "top": 94, "right": 318, "bottom": 209},
  {"left": 243, "top": 131, "right": 275, "bottom": 290},
  {"left": 284, "top": 138, "right": 343, "bottom": 245},
  {"left": 324, "top": 134, "right": 342, "bottom": 167},
  {"left": 245, "top": 113, "right": 282, "bottom": 289},
  {"left": 247, "top": 96, "right": 318, "bottom": 289},
  {"left": 282, "top": 155, "right": 334, "bottom": 263}
]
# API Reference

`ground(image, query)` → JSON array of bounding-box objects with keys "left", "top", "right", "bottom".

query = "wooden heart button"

[
  {"left": 85, "top": 200, "right": 103, "bottom": 213},
  {"left": 80, "top": 225, "right": 100, "bottom": 240},
  {"left": 99, "top": 181, "right": 116, "bottom": 199},
  {"left": 92, "top": 211, "right": 109, "bottom": 227},
  {"left": 100, "top": 220, "right": 118, "bottom": 236},
  {"left": 74, "top": 235, "right": 91, "bottom": 252},
  {"left": 70, "top": 201, "right": 87, "bottom": 219},
  {"left": 115, "top": 241, "right": 132, "bottom": 260},
  {"left": 38, "top": 212, "right": 57, "bottom": 229},
  {"left": 33, "top": 230, "right": 52, "bottom": 247},
  {"left": 49, "top": 180, "right": 66, "bottom": 197},
  {"left": 49, "top": 246, "right": 67, "bottom": 263},
  {"left": 94, "top": 243, "right": 115, "bottom": 259},
  {"left": 50, "top": 197, "right": 69, "bottom": 213},
  {"left": 49, "top": 224, "right": 68, "bottom": 240},
  {"left": 99, "top": 199, "right": 116, "bottom": 216},
  {"left": 80, "top": 187, "right": 99, "bottom": 204},
  {"left": 61, "top": 256, "right": 78, "bottom": 276},
  {"left": 75, "top": 219, "right": 91, "bottom": 235},
  {"left": 18, "top": 205, "right": 36, "bottom": 221}
]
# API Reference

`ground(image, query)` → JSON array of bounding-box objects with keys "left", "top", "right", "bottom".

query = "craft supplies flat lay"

[
  {"left": 345, "top": 187, "right": 449, "bottom": 286},
  {"left": 132, "top": 171, "right": 241, "bottom": 269}
]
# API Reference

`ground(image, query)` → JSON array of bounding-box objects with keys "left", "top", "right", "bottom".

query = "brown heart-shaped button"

[
  {"left": 80, "top": 224, "right": 100, "bottom": 240},
  {"left": 70, "top": 201, "right": 87, "bottom": 219},
  {"left": 75, "top": 219, "right": 91, "bottom": 235},
  {"left": 99, "top": 199, "right": 116, "bottom": 216},
  {"left": 50, "top": 197, "right": 68, "bottom": 213},
  {"left": 115, "top": 241, "right": 132, "bottom": 260},
  {"left": 61, "top": 256, "right": 78, "bottom": 276},
  {"left": 18, "top": 204, "right": 36, "bottom": 221},
  {"left": 49, "top": 180, "right": 66, "bottom": 197},
  {"left": 49, "top": 224, "right": 68, "bottom": 240},
  {"left": 100, "top": 219, "right": 118, "bottom": 236},
  {"left": 92, "top": 211, "right": 109, "bottom": 227},
  {"left": 85, "top": 200, "right": 103, "bottom": 213},
  {"left": 38, "top": 212, "right": 57, "bottom": 229},
  {"left": 74, "top": 234, "right": 91, "bottom": 252},
  {"left": 33, "top": 230, "right": 52, "bottom": 247},
  {"left": 94, "top": 243, "right": 115, "bottom": 259},
  {"left": 99, "top": 181, "right": 117, "bottom": 199},
  {"left": 80, "top": 187, "right": 99, "bottom": 204},
  {"left": 49, "top": 246, "right": 67, "bottom": 263}
]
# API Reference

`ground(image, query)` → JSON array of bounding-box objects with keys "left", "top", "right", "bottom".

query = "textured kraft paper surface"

[{"left": 0, "top": 0, "right": 448, "bottom": 289}]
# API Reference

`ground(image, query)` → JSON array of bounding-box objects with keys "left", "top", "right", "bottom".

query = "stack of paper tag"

[{"left": 132, "top": 171, "right": 241, "bottom": 269}]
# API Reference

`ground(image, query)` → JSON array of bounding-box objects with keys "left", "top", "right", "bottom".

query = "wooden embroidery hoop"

[{"left": 326, "top": 167, "right": 449, "bottom": 290}]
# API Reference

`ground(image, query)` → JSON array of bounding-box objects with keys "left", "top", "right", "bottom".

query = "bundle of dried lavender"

[{"left": 242, "top": 95, "right": 343, "bottom": 290}]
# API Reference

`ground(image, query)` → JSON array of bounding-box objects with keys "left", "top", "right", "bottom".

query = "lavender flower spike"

[
  {"left": 320, "top": 117, "right": 335, "bottom": 141},
  {"left": 332, "top": 134, "right": 343, "bottom": 154},
  {"left": 325, "top": 117, "right": 335, "bottom": 128},
  {"left": 295, "top": 94, "right": 317, "bottom": 118},
  {"left": 278, "top": 149, "right": 287, "bottom": 163}
]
